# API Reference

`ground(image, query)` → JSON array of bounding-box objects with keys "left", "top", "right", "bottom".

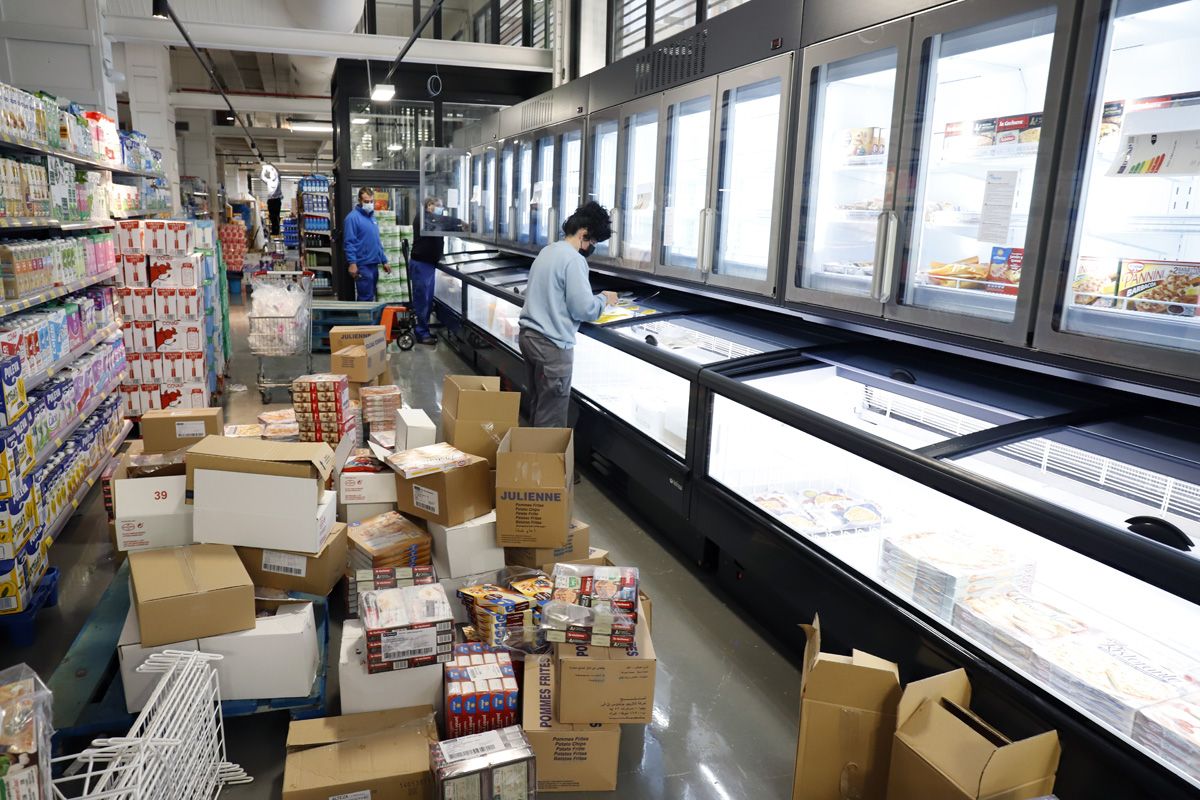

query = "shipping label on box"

[
  {"left": 496, "top": 428, "right": 574, "bottom": 548},
  {"left": 154, "top": 287, "right": 178, "bottom": 320},
  {"left": 394, "top": 455, "right": 493, "bottom": 528},
  {"left": 236, "top": 523, "right": 348, "bottom": 596}
]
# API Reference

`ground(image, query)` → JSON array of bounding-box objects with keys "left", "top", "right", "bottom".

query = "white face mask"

[{"left": 359, "top": 202, "right": 373, "bottom": 212}]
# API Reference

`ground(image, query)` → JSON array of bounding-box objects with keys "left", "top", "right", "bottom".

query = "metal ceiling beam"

[
  {"left": 172, "top": 91, "right": 329, "bottom": 114},
  {"left": 210, "top": 124, "right": 330, "bottom": 140},
  {"left": 209, "top": 48, "right": 246, "bottom": 92},
  {"left": 254, "top": 52, "right": 278, "bottom": 94},
  {"left": 105, "top": 15, "right": 552, "bottom": 72}
]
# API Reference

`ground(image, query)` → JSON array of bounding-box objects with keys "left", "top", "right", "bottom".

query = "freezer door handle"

[
  {"left": 547, "top": 207, "right": 558, "bottom": 242},
  {"left": 699, "top": 208, "right": 716, "bottom": 274},
  {"left": 610, "top": 207, "right": 622, "bottom": 259},
  {"left": 872, "top": 210, "right": 898, "bottom": 304}
]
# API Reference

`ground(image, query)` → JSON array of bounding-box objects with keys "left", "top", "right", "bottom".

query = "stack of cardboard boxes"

[{"left": 328, "top": 325, "right": 389, "bottom": 401}]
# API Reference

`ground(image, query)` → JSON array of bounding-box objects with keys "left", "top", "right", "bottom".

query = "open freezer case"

[
  {"left": 1036, "top": 0, "right": 1200, "bottom": 383},
  {"left": 465, "top": 282, "right": 523, "bottom": 352},
  {"left": 700, "top": 343, "right": 1200, "bottom": 796}
]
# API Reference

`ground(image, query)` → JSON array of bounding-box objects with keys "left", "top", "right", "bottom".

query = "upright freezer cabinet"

[{"left": 693, "top": 341, "right": 1200, "bottom": 798}]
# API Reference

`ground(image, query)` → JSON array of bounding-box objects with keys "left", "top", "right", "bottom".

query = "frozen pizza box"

[
  {"left": 1133, "top": 694, "right": 1200, "bottom": 777},
  {"left": 360, "top": 583, "right": 455, "bottom": 674},
  {"left": 1117, "top": 258, "right": 1200, "bottom": 317}
]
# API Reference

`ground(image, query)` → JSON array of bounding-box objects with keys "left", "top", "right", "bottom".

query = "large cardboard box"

[
  {"left": 540, "top": 546, "right": 611, "bottom": 574},
  {"left": 235, "top": 523, "right": 348, "bottom": 596},
  {"left": 506, "top": 519, "right": 590, "bottom": 569},
  {"left": 886, "top": 669, "right": 1060, "bottom": 800},
  {"left": 112, "top": 453, "right": 192, "bottom": 552},
  {"left": 283, "top": 707, "right": 437, "bottom": 800},
  {"left": 332, "top": 340, "right": 386, "bottom": 384},
  {"left": 339, "top": 619, "right": 444, "bottom": 716},
  {"left": 495, "top": 428, "right": 573, "bottom": 548},
  {"left": 129, "top": 544, "right": 256, "bottom": 646},
  {"left": 140, "top": 407, "right": 224, "bottom": 454},
  {"left": 193, "top": 469, "right": 337, "bottom": 554},
  {"left": 328, "top": 324, "right": 387, "bottom": 354},
  {"left": 523, "top": 653, "right": 619, "bottom": 792},
  {"left": 429, "top": 510, "right": 506, "bottom": 579},
  {"left": 185, "top": 436, "right": 334, "bottom": 503},
  {"left": 792, "top": 616, "right": 901, "bottom": 800},
  {"left": 118, "top": 606, "right": 196, "bottom": 713},
  {"left": 395, "top": 407, "right": 436, "bottom": 451},
  {"left": 395, "top": 454, "right": 492, "bottom": 528},
  {"left": 442, "top": 375, "right": 520, "bottom": 465},
  {"left": 340, "top": 470, "right": 398, "bottom": 505},
  {"left": 555, "top": 613, "right": 656, "bottom": 724},
  {"left": 199, "top": 602, "right": 319, "bottom": 700},
  {"left": 344, "top": 501, "right": 396, "bottom": 524}
]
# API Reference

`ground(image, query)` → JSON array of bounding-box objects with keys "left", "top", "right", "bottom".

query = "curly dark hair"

[{"left": 562, "top": 201, "right": 612, "bottom": 243}]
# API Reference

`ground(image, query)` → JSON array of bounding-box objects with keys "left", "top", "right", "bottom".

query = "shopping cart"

[{"left": 247, "top": 270, "right": 314, "bottom": 403}]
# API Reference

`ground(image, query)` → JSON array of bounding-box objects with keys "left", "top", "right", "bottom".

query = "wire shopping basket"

[{"left": 247, "top": 270, "right": 314, "bottom": 357}]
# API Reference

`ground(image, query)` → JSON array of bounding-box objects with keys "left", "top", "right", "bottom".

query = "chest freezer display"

[
  {"left": 613, "top": 314, "right": 832, "bottom": 366},
  {"left": 904, "top": 7, "right": 1058, "bottom": 322},
  {"left": 435, "top": 270, "right": 463, "bottom": 314},
  {"left": 1059, "top": 0, "right": 1200, "bottom": 355},
  {"left": 706, "top": 391, "right": 1200, "bottom": 789},
  {"left": 466, "top": 287, "right": 522, "bottom": 352}
]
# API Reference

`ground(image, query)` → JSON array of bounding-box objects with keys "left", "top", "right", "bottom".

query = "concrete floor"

[{"left": 9, "top": 303, "right": 802, "bottom": 799}]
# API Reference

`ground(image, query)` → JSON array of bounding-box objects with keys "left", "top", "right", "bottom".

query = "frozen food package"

[
  {"left": 1071, "top": 257, "right": 1120, "bottom": 307},
  {"left": 1117, "top": 258, "right": 1200, "bottom": 316},
  {"left": 256, "top": 407, "right": 295, "bottom": 425},
  {"left": 0, "top": 664, "right": 53, "bottom": 800},
  {"left": 346, "top": 564, "right": 437, "bottom": 617},
  {"left": 541, "top": 563, "right": 640, "bottom": 646},
  {"left": 347, "top": 511, "right": 433, "bottom": 570},
  {"left": 430, "top": 726, "right": 536, "bottom": 800},
  {"left": 952, "top": 590, "right": 1091, "bottom": 678},
  {"left": 386, "top": 441, "right": 473, "bottom": 478},
  {"left": 223, "top": 423, "right": 264, "bottom": 438},
  {"left": 927, "top": 256, "right": 987, "bottom": 290},
  {"left": 359, "top": 583, "right": 454, "bottom": 673},
  {"left": 1133, "top": 694, "right": 1200, "bottom": 777},
  {"left": 261, "top": 421, "right": 300, "bottom": 441}
]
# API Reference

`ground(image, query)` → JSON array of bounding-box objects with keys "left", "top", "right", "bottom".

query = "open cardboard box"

[
  {"left": 441, "top": 375, "right": 520, "bottom": 466},
  {"left": 112, "top": 445, "right": 192, "bottom": 552},
  {"left": 185, "top": 436, "right": 334, "bottom": 503},
  {"left": 496, "top": 427, "right": 573, "bottom": 548},
  {"left": 193, "top": 469, "right": 337, "bottom": 554}
]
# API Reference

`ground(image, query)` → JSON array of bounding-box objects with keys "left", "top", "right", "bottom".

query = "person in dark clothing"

[{"left": 410, "top": 196, "right": 464, "bottom": 346}]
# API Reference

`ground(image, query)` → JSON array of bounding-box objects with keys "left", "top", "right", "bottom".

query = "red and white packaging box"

[
  {"left": 165, "top": 221, "right": 193, "bottom": 255},
  {"left": 140, "top": 383, "right": 163, "bottom": 412},
  {"left": 153, "top": 287, "right": 178, "bottom": 320},
  {"left": 116, "top": 220, "right": 143, "bottom": 255},
  {"left": 142, "top": 220, "right": 168, "bottom": 255},
  {"left": 162, "top": 352, "right": 186, "bottom": 381},
  {"left": 120, "top": 383, "right": 143, "bottom": 416},
  {"left": 121, "top": 254, "right": 149, "bottom": 287},
  {"left": 154, "top": 321, "right": 203, "bottom": 353},
  {"left": 124, "top": 321, "right": 156, "bottom": 353},
  {"left": 184, "top": 351, "right": 206, "bottom": 381},
  {"left": 175, "top": 287, "right": 202, "bottom": 320},
  {"left": 147, "top": 255, "right": 177, "bottom": 287},
  {"left": 159, "top": 382, "right": 209, "bottom": 409},
  {"left": 130, "top": 287, "right": 155, "bottom": 321},
  {"left": 141, "top": 352, "right": 164, "bottom": 381},
  {"left": 116, "top": 287, "right": 134, "bottom": 318},
  {"left": 172, "top": 255, "right": 200, "bottom": 288},
  {"left": 125, "top": 352, "right": 143, "bottom": 383}
]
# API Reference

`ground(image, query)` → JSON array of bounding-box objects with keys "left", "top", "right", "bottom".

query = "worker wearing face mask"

[
  {"left": 343, "top": 187, "right": 390, "bottom": 302},
  {"left": 518, "top": 201, "right": 619, "bottom": 428},
  {"left": 410, "top": 196, "right": 464, "bottom": 346}
]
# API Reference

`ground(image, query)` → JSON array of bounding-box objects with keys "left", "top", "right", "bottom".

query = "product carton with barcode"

[
  {"left": 236, "top": 523, "right": 348, "bottom": 597},
  {"left": 140, "top": 407, "right": 224, "bottom": 454},
  {"left": 112, "top": 442, "right": 193, "bottom": 552},
  {"left": 393, "top": 450, "right": 492, "bottom": 528},
  {"left": 360, "top": 583, "right": 455, "bottom": 674}
]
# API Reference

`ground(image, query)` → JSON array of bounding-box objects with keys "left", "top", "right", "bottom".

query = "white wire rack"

[{"left": 51, "top": 651, "right": 252, "bottom": 800}]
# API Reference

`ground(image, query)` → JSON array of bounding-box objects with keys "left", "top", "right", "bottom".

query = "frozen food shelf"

[
  {"left": 32, "top": 371, "right": 123, "bottom": 471},
  {"left": 24, "top": 321, "right": 121, "bottom": 392},
  {"left": 807, "top": 271, "right": 873, "bottom": 294},
  {"left": 44, "top": 420, "right": 132, "bottom": 545},
  {"left": 835, "top": 154, "right": 887, "bottom": 171},
  {"left": 112, "top": 209, "right": 168, "bottom": 219},
  {"left": 909, "top": 284, "right": 1017, "bottom": 321},
  {"left": 936, "top": 141, "right": 1041, "bottom": 167},
  {"left": 1065, "top": 303, "right": 1199, "bottom": 351},
  {"left": 0, "top": 268, "right": 119, "bottom": 320},
  {"left": 617, "top": 319, "right": 767, "bottom": 363}
]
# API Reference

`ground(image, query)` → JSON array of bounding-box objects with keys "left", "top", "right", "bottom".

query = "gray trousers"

[{"left": 518, "top": 327, "right": 574, "bottom": 428}]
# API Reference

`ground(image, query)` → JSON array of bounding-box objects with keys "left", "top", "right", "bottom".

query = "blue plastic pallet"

[{"left": 0, "top": 567, "right": 60, "bottom": 647}]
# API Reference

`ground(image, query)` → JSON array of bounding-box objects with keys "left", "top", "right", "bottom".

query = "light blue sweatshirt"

[{"left": 518, "top": 240, "right": 605, "bottom": 349}]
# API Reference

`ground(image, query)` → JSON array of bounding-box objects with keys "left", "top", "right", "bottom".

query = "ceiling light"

[
  {"left": 371, "top": 84, "right": 395, "bottom": 102},
  {"left": 351, "top": 117, "right": 370, "bottom": 125},
  {"left": 290, "top": 123, "right": 333, "bottom": 133},
  {"left": 225, "top": 115, "right": 235, "bottom": 122},
  {"left": 151, "top": 0, "right": 169, "bottom": 19},
  {"left": 361, "top": 161, "right": 374, "bottom": 167},
  {"left": 386, "top": 144, "right": 403, "bottom": 152}
]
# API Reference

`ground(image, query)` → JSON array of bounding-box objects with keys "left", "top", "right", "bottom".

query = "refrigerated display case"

[
  {"left": 1037, "top": 0, "right": 1200, "bottom": 381},
  {"left": 418, "top": 147, "right": 471, "bottom": 236},
  {"left": 558, "top": 126, "right": 584, "bottom": 224},
  {"left": 658, "top": 78, "right": 718, "bottom": 281},
  {"left": 587, "top": 112, "right": 620, "bottom": 263},
  {"left": 466, "top": 280, "right": 524, "bottom": 351},
  {"left": 498, "top": 140, "right": 516, "bottom": 241},
  {"left": 516, "top": 137, "right": 535, "bottom": 247},
  {"left": 533, "top": 131, "right": 555, "bottom": 247},
  {"left": 619, "top": 96, "right": 660, "bottom": 272}
]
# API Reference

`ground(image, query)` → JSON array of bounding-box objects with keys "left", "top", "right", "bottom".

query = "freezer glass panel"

[
  {"left": 434, "top": 270, "right": 462, "bottom": 314},
  {"left": 906, "top": 8, "right": 1057, "bottom": 321},
  {"left": 589, "top": 118, "right": 620, "bottom": 257},
  {"left": 573, "top": 335, "right": 690, "bottom": 456},
  {"left": 484, "top": 149, "right": 497, "bottom": 235},
  {"left": 1061, "top": 0, "right": 1200, "bottom": 353},
  {"left": 661, "top": 93, "right": 713, "bottom": 273},
  {"left": 419, "top": 148, "right": 470, "bottom": 237},
  {"left": 800, "top": 48, "right": 898, "bottom": 296},
  {"left": 533, "top": 134, "right": 555, "bottom": 247},
  {"left": 470, "top": 154, "right": 484, "bottom": 236},
  {"left": 559, "top": 128, "right": 583, "bottom": 222},
  {"left": 708, "top": 395, "right": 1200, "bottom": 789},
  {"left": 466, "top": 287, "right": 522, "bottom": 351},
  {"left": 499, "top": 145, "right": 514, "bottom": 239},
  {"left": 517, "top": 140, "right": 534, "bottom": 244},
  {"left": 621, "top": 107, "right": 659, "bottom": 268},
  {"left": 614, "top": 316, "right": 794, "bottom": 364},
  {"left": 714, "top": 76, "right": 783, "bottom": 281}
]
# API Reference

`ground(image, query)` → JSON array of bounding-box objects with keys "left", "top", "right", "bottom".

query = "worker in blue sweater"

[{"left": 342, "top": 187, "right": 389, "bottom": 301}]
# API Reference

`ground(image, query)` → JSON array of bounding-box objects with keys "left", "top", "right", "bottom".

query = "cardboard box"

[
  {"left": 395, "top": 453, "right": 492, "bottom": 528},
  {"left": 523, "top": 653, "right": 619, "bottom": 792},
  {"left": 140, "top": 407, "right": 224, "bottom": 454},
  {"left": 339, "top": 619, "right": 444, "bottom": 716},
  {"left": 283, "top": 707, "right": 437, "bottom": 800},
  {"left": 442, "top": 375, "right": 521, "bottom": 466},
  {"left": 340, "top": 470, "right": 398, "bottom": 505},
  {"left": 236, "top": 523, "right": 348, "bottom": 596},
  {"left": 887, "top": 669, "right": 1060, "bottom": 800},
  {"left": 199, "top": 602, "right": 319, "bottom": 701},
  {"left": 429, "top": 510, "right": 506, "bottom": 579},
  {"left": 193, "top": 470, "right": 337, "bottom": 555},
  {"left": 348, "top": 373, "right": 382, "bottom": 402},
  {"left": 395, "top": 407, "right": 437, "bottom": 451},
  {"left": 118, "top": 606, "right": 197, "bottom": 713},
  {"left": 555, "top": 614, "right": 656, "bottom": 724},
  {"left": 328, "top": 324, "right": 388, "bottom": 354},
  {"left": 792, "top": 616, "right": 901, "bottom": 800},
  {"left": 540, "top": 546, "right": 610, "bottom": 574},
  {"left": 185, "top": 436, "right": 335, "bottom": 503},
  {"left": 112, "top": 461, "right": 192, "bottom": 552},
  {"left": 506, "top": 519, "right": 590, "bottom": 569},
  {"left": 344, "top": 501, "right": 396, "bottom": 524},
  {"left": 332, "top": 339, "right": 387, "bottom": 384},
  {"left": 495, "top": 428, "right": 573, "bottom": 548},
  {"left": 129, "top": 544, "right": 256, "bottom": 646}
]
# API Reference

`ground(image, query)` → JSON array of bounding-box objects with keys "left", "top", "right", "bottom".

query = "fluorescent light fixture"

[
  {"left": 225, "top": 115, "right": 235, "bottom": 122},
  {"left": 151, "top": 0, "right": 169, "bottom": 19},
  {"left": 386, "top": 144, "right": 403, "bottom": 152},
  {"left": 371, "top": 84, "right": 396, "bottom": 102},
  {"left": 290, "top": 123, "right": 333, "bottom": 133},
  {"left": 351, "top": 117, "right": 370, "bottom": 125},
  {"left": 361, "top": 161, "right": 374, "bottom": 167}
]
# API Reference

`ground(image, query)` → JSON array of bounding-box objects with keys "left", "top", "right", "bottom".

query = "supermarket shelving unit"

[{"left": 297, "top": 179, "right": 335, "bottom": 295}]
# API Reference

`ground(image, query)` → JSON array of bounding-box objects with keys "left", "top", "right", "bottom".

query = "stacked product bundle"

[
  {"left": 347, "top": 564, "right": 436, "bottom": 617},
  {"left": 360, "top": 384, "right": 401, "bottom": 434},
  {"left": 375, "top": 211, "right": 409, "bottom": 303},
  {"left": 347, "top": 511, "right": 433, "bottom": 574},
  {"left": 541, "top": 564, "right": 640, "bottom": 647},
  {"left": 0, "top": 231, "right": 116, "bottom": 300},
  {"left": 430, "top": 726, "right": 536, "bottom": 800},
  {"left": 1134, "top": 694, "right": 1200, "bottom": 776},
  {"left": 291, "top": 373, "right": 355, "bottom": 445},
  {"left": 951, "top": 590, "right": 1091, "bottom": 679},
  {"left": 218, "top": 223, "right": 246, "bottom": 271},
  {"left": 258, "top": 407, "right": 299, "bottom": 441},
  {"left": 359, "top": 582, "right": 455, "bottom": 673},
  {"left": 443, "top": 643, "right": 519, "bottom": 737},
  {"left": 386, "top": 441, "right": 474, "bottom": 477}
]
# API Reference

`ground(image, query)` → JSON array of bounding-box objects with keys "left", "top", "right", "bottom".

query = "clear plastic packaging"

[
  {"left": 540, "top": 563, "right": 640, "bottom": 647},
  {"left": 430, "top": 726, "right": 536, "bottom": 800},
  {"left": 0, "top": 664, "right": 52, "bottom": 800}
]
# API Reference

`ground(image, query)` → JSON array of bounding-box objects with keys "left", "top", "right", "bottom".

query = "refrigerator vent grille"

[
  {"left": 861, "top": 387, "right": 991, "bottom": 439},
  {"left": 634, "top": 30, "right": 708, "bottom": 94},
  {"left": 522, "top": 98, "right": 554, "bottom": 131},
  {"left": 626, "top": 320, "right": 760, "bottom": 361}
]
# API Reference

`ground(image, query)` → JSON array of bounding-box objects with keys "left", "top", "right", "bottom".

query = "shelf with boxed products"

[
  {"left": 36, "top": 420, "right": 132, "bottom": 558},
  {"left": 0, "top": 268, "right": 118, "bottom": 320},
  {"left": 58, "top": 220, "right": 117, "bottom": 231},
  {"left": 31, "top": 370, "right": 123, "bottom": 472},
  {"left": 24, "top": 320, "right": 121, "bottom": 393},
  {"left": 0, "top": 132, "right": 166, "bottom": 180},
  {"left": 112, "top": 209, "right": 168, "bottom": 220}
]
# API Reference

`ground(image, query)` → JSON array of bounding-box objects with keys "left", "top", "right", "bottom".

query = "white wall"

[{"left": 125, "top": 43, "right": 179, "bottom": 213}]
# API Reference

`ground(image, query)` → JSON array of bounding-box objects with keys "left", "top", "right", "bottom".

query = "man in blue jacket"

[{"left": 342, "top": 187, "right": 389, "bottom": 301}]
